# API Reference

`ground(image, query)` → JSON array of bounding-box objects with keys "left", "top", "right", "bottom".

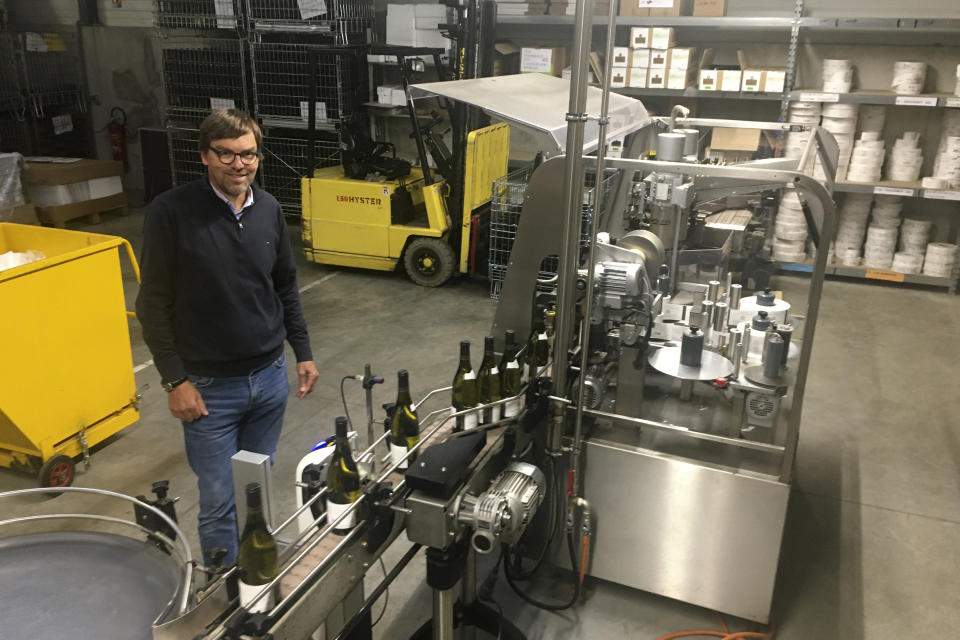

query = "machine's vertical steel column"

[
  {"left": 432, "top": 587, "right": 456, "bottom": 640},
  {"left": 363, "top": 363, "right": 375, "bottom": 470},
  {"left": 550, "top": 0, "right": 596, "bottom": 435},
  {"left": 461, "top": 547, "right": 477, "bottom": 640},
  {"left": 569, "top": 0, "right": 617, "bottom": 500}
]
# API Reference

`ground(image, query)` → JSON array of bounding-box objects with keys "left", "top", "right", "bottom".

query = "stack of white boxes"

[
  {"left": 610, "top": 27, "right": 695, "bottom": 91},
  {"left": 698, "top": 52, "right": 786, "bottom": 93}
]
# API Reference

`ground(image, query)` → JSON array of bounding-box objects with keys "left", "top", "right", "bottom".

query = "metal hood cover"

[{"left": 409, "top": 74, "right": 650, "bottom": 154}]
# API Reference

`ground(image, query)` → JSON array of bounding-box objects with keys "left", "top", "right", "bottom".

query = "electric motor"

[{"left": 457, "top": 462, "right": 545, "bottom": 554}]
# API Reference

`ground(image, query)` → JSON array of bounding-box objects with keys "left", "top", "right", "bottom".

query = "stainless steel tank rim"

[{"left": 0, "top": 486, "right": 194, "bottom": 617}]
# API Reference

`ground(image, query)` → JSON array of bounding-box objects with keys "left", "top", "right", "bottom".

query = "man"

[{"left": 136, "top": 109, "right": 320, "bottom": 567}]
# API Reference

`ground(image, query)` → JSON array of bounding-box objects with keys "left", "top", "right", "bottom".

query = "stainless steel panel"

[
  {"left": 583, "top": 438, "right": 789, "bottom": 623},
  {"left": 232, "top": 450, "right": 275, "bottom": 528}
]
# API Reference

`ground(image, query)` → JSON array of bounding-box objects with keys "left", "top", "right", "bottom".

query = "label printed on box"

[
  {"left": 52, "top": 114, "right": 73, "bottom": 135},
  {"left": 299, "top": 101, "right": 328, "bottom": 122},
  {"left": 865, "top": 269, "right": 905, "bottom": 282},
  {"left": 638, "top": 0, "right": 675, "bottom": 6},
  {"left": 798, "top": 92, "right": 840, "bottom": 102},
  {"left": 210, "top": 97, "right": 236, "bottom": 111},
  {"left": 297, "top": 0, "right": 327, "bottom": 19},
  {"left": 894, "top": 96, "right": 937, "bottom": 107},
  {"left": 520, "top": 49, "right": 553, "bottom": 74},
  {"left": 945, "top": 98, "right": 960, "bottom": 108},
  {"left": 214, "top": 0, "right": 236, "bottom": 28},
  {"left": 923, "top": 189, "right": 960, "bottom": 201},
  {"left": 873, "top": 186, "right": 914, "bottom": 197}
]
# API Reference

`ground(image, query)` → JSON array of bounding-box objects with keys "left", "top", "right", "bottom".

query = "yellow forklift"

[{"left": 300, "top": 45, "right": 509, "bottom": 286}]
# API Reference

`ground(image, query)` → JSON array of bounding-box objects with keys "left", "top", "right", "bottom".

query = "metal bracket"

[{"left": 565, "top": 112, "right": 589, "bottom": 122}]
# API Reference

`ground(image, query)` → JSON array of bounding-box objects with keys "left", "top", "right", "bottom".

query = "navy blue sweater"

[{"left": 136, "top": 179, "right": 313, "bottom": 381}]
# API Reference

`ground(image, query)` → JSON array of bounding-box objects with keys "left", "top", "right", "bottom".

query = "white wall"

[
  {"left": 6, "top": 0, "right": 78, "bottom": 25},
  {"left": 98, "top": 0, "right": 153, "bottom": 28}
]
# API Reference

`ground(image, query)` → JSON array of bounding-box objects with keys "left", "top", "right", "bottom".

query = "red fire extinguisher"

[{"left": 107, "top": 107, "right": 127, "bottom": 168}]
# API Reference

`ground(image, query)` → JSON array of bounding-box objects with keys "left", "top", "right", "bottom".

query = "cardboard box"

[
  {"left": 648, "top": 0, "right": 692, "bottom": 16},
  {"left": 611, "top": 47, "right": 630, "bottom": 67},
  {"left": 741, "top": 70, "right": 764, "bottom": 92},
  {"left": 693, "top": 0, "right": 725, "bottom": 16},
  {"left": 618, "top": 0, "right": 649, "bottom": 17},
  {"left": 667, "top": 67, "right": 695, "bottom": 90},
  {"left": 628, "top": 67, "right": 648, "bottom": 88},
  {"left": 631, "top": 48, "right": 651, "bottom": 68},
  {"left": 520, "top": 47, "right": 567, "bottom": 76},
  {"left": 698, "top": 69, "right": 719, "bottom": 91},
  {"left": 647, "top": 68, "right": 667, "bottom": 89},
  {"left": 650, "top": 27, "right": 675, "bottom": 49},
  {"left": 493, "top": 43, "right": 521, "bottom": 76},
  {"left": 710, "top": 127, "right": 761, "bottom": 151},
  {"left": 610, "top": 67, "right": 629, "bottom": 88},
  {"left": 764, "top": 70, "right": 786, "bottom": 93},
  {"left": 376, "top": 85, "right": 396, "bottom": 104},
  {"left": 390, "top": 87, "right": 407, "bottom": 106},
  {"left": 719, "top": 69, "right": 742, "bottom": 91},
  {"left": 629, "top": 27, "right": 651, "bottom": 48},
  {"left": 649, "top": 49, "right": 669, "bottom": 69},
  {"left": 666, "top": 47, "right": 697, "bottom": 69},
  {"left": 386, "top": 4, "right": 448, "bottom": 49},
  {"left": 0, "top": 202, "right": 39, "bottom": 225},
  {"left": 24, "top": 158, "right": 122, "bottom": 186}
]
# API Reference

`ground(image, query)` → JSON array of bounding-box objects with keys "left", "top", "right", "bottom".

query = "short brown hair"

[{"left": 198, "top": 109, "right": 262, "bottom": 152}]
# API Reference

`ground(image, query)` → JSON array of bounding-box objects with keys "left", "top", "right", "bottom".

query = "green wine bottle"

[
  {"left": 499, "top": 330, "right": 523, "bottom": 418},
  {"left": 527, "top": 317, "right": 549, "bottom": 379},
  {"left": 326, "top": 416, "right": 361, "bottom": 535},
  {"left": 390, "top": 370, "right": 420, "bottom": 469},
  {"left": 477, "top": 335, "right": 502, "bottom": 424},
  {"left": 452, "top": 340, "right": 479, "bottom": 431},
  {"left": 238, "top": 482, "right": 279, "bottom": 613}
]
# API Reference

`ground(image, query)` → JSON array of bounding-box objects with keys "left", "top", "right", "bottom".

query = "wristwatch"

[{"left": 162, "top": 376, "right": 188, "bottom": 393}]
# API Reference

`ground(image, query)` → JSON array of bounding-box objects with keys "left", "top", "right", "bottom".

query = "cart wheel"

[
  {"left": 39, "top": 455, "right": 75, "bottom": 489},
  {"left": 404, "top": 237, "right": 456, "bottom": 287}
]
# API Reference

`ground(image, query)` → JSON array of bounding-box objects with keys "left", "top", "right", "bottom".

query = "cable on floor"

[{"left": 370, "top": 556, "right": 389, "bottom": 628}]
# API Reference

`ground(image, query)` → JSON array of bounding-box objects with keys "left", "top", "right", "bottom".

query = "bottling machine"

[{"left": 0, "top": 0, "right": 841, "bottom": 636}]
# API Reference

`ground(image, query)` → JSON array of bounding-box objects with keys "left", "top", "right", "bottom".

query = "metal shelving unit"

[
  {"left": 161, "top": 36, "right": 250, "bottom": 127},
  {"left": 615, "top": 87, "right": 782, "bottom": 101},
  {"left": 778, "top": 260, "right": 956, "bottom": 291}
]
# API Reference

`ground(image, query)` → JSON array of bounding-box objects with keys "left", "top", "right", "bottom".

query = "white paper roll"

[{"left": 891, "top": 61, "right": 926, "bottom": 95}]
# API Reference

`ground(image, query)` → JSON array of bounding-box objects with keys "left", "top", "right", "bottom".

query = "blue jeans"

[{"left": 182, "top": 353, "right": 290, "bottom": 567}]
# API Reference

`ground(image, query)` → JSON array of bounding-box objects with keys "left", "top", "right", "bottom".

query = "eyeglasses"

[{"left": 209, "top": 147, "right": 261, "bottom": 165}]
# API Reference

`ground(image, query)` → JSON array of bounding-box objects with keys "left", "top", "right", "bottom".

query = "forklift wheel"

[
  {"left": 39, "top": 455, "right": 75, "bottom": 489},
  {"left": 404, "top": 238, "right": 456, "bottom": 287}
]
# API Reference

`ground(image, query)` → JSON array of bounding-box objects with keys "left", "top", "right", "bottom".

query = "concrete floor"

[{"left": 2, "top": 207, "right": 959, "bottom": 639}]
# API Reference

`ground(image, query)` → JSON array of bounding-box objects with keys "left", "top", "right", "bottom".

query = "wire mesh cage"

[
  {"left": 0, "top": 34, "right": 23, "bottom": 116},
  {"left": 0, "top": 117, "right": 32, "bottom": 154},
  {"left": 251, "top": 43, "right": 365, "bottom": 130},
  {"left": 15, "top": 30, "right": 85, "bottom": 118},
  {"left": 154, "top": 0, "right": 243, "bottom": 31},
  {"left": 31, "top": 111, "right": 91, "bottom": 157},
  {"left": 488, "top": 165, "right": 619, "bottom": 300},
  {"left": 169, "top": 128, "right": 205, "bottom": 186},
  {"left": 246, "top": 0, "right": 374, "bottom": 43},
  {"left": 162, "top": 37, "right": 249, "bottom": 127},
  {"left": 259, "top": 131, "right": 340, "bottom": 217}
]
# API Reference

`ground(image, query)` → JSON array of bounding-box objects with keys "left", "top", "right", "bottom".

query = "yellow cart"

[{"left": 0, "top": 223, "right": 141, "bottom": 487}]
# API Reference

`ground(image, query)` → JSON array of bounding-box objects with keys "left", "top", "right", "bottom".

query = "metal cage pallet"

[
  {"left": 14, "top": 30, "right": 85, "bottom": 119},
  {"left": 154, "top": 0, "right": 243, "bottom": 31},
  {"left": 161, "top": 37, "right": 250, "bottom": 127},
  {"left": 169, "top": 128, "right": 205, "bottom": 186},
  {"left": 260, "top": 131, "right": 341, "bottom": 217},
  {"left": 0, "top": 34, "right": 23, "bottom": 115},
  {"left": 0, "top": 117, "right": 32, "bottom": 154},
  {"left": 488, "top": 166, "right": 617, "bottom": 299},
  {"left": 251, "top": 42, "right": 364, "bottom": 130},
  {"left": 246, "top": 0, "right": 373, "bottom": 43}
]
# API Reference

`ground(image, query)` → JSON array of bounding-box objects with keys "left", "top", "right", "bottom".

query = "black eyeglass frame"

[{"left": 207, "top": 147, "right": 262, "bottom": 165}]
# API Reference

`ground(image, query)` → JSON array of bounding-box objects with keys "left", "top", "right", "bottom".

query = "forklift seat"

[{"left": 341, "top": 120, "right": 412, "bottom": 180}]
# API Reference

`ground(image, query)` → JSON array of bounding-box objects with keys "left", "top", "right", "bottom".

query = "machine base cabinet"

[{"left": 583, "top": 437, "right": 789, "bottom": 623}]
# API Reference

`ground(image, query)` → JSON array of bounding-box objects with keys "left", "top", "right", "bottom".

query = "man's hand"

[
  {"left": 297, "top": 360, "right": 320, "bottom": 399},
  {"left": 168, "top": 381, "right": 209, "bottom": 422}
]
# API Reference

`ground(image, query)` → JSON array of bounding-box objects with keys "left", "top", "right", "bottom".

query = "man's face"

[{"left": 202, "top": 132, "right": 259, "bottom": 199}]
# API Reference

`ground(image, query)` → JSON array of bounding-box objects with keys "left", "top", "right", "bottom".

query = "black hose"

[{"left": 503, "top": 532, "right": 581, "bottom": 612}]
